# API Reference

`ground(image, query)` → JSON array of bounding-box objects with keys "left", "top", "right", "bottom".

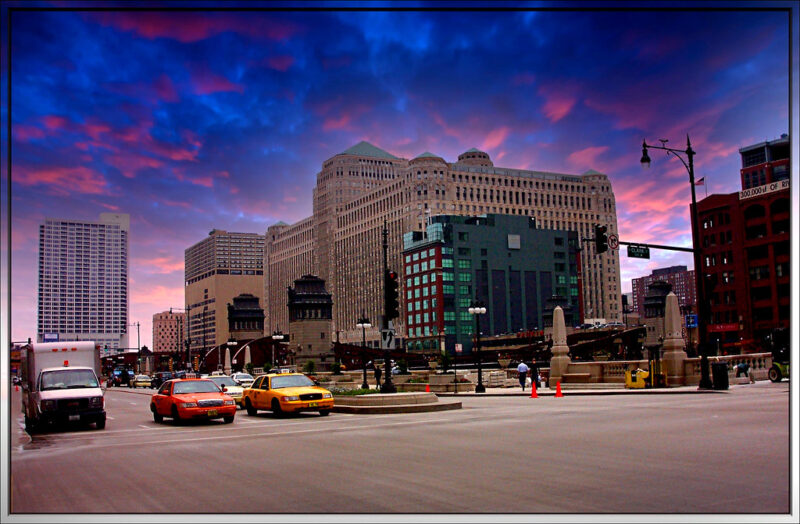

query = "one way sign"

[{"left": 381, "top": 329, "right": 396, "bottom": 349}]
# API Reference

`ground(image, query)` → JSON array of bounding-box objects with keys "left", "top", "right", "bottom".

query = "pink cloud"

[
  {"left": 323, "top": 114, "right": 352, "bottom": 131},
  {"left": 92, "top": 200, "right": 121, "bottom": 212},
  {"left": 89, "top": 12, "right": 301, "bottom": 43},
  {"left": 266, "top": 55, "right": 295, "bottom": 72},
  {"left": 134, "top": 255, "right": 184, "bottom": 274},
  {"left": 105, "top": 152, "right": 164, "bottom": 179},
  {"left": 190, "top": 65, "right": 244, "bottom": 95},
  {"left": 481, "top": 127, "right": 510, "bottom": 151},
  {"left": 541, "top": 95, "right": 575, "bottom": 123},
  {"left": 153, "top": 74, "right": 179, "bottom": 103},
  {"left": 566, "top": 146, "right": 609, "bottom": 169},
  {"left": 12, "top": 124, "right": 45, "bottom": 141},
  {"left": 13, "top": 165, "right": 109, "bottom": 195},
  {"left": 42, "top": 115, "right": 70, "bottom": 130}
]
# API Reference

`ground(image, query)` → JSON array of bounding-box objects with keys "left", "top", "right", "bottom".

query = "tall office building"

[
  {"left": 152, "top": 310, "right": 186, "bottom": 354},
  {"left": 266, "top": 141, "right": 621, "bottom": 346},
  {"left": 184, "top": 229, "right": 265, "bottom": 359},
  {"left": 37, "top": 213, "right": 130, "bottom": 349}
]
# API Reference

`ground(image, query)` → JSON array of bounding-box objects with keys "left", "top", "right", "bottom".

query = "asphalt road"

[{"left": 8, "top": 382, "right": 791, "bottom": 516}]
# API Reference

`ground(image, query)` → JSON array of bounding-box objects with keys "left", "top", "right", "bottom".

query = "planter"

[{"left": 498, "top": 359, "right": 511, "bottom": 369}]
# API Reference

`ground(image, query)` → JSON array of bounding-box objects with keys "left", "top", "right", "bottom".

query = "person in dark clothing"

[{"left": 374, "top": 366, "right": 382, "bottom": 389}]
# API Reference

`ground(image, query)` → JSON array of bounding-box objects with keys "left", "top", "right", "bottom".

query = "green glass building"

[{"left": 402, "top": 214, "right": 579, "bottom": 356}]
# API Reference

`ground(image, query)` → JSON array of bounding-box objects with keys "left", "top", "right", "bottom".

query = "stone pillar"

[
  {"left": 548, "top": 306, "right": 571, "bottom": 387},
  {"left": 661, "top": 292, "right": 688, "bottom": 386},
  {"left": 224, "top": 347, "right": 232, "bottom": 375}
]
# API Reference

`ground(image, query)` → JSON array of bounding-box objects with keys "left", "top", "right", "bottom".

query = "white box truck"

[{"left": 21, "top": 341, "right": 106, "bottom": 431}]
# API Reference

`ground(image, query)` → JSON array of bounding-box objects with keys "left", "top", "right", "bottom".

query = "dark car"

[{"left": 152, "top": 371, "right": 174, "bottom": 389}]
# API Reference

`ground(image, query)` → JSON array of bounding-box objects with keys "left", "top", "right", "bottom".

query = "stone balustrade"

[{"left": 682, "top": 353, "right": 772, "bottom": 385}]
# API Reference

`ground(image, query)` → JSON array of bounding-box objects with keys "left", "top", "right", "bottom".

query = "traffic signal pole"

[{"left": 381, "top": 221, "right": 396, "bottom": 393}]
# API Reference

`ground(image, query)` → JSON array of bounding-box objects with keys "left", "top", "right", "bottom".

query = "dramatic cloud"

[{"left": 5, "top": 6, "right": 792, "bottom": 349}]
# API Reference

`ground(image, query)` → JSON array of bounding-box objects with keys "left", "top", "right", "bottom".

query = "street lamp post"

[
  {"left": 356, "top": 315, "right": 372, "bottom": 390},
  {"left": 272, "top": 330, "right": 285, "bottom": 370},
  {"left": 468, "top": 301, "right": 487, "bottom": 393},
  {"left": 641, "top": 135, "right": 712, "bottom": 389}
]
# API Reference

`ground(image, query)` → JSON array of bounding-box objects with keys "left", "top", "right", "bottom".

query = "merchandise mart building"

[{"left": 266, "top": 141, "right": 621, "bottom": 346}]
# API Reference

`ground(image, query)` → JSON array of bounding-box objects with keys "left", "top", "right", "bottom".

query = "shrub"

[
  {"left": 329, "top": 387, "right": 380, "bottom": 396},
  {"left": 245, "top": 362, "right": 254, "bottom": 375},
  {"left": 263, "top": 362, "right": 272, "bottom": 373},
  {"left": 397, "top": 358, "right": 409, "bottom": 374},
  {"left": 331, "top": 361, "right": 342, "bottom": 375},
  {"left": 303, "top": 360, "right": 316, "bottom": 373}
]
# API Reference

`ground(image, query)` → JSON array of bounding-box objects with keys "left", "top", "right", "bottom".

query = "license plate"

[
  {"left": 69, "top": 414, "right": 80, "bottom": 422},
  {"left": 308, "top": 402, "right": 318, "bottom": 408},
  {"left": 207, "top": 409, "right": 218, "bottom": 416}
]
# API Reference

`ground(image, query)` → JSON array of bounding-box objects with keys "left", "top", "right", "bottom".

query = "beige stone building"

[
  {"left": 152, "top": 310, "right": 186, "bottom": 354},
  {"left": 266, "top": 141, "right": 621, "bottom": 346},
  {"left": 185, "top": 229, "right": 265, "bottom": 358}
]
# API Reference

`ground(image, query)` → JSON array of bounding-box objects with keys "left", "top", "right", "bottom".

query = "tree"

[{"left": 303, "top": 360, "right": 316, "bottom": 373}]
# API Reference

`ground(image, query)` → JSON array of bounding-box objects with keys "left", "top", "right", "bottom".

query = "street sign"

[
  {"left": 608, "top": 234, "right": 619, "bottom": 250},
  {"left": 685, "top": 314, "right": 698, "bottom": 328},
  {"left": 381, "top": 329, "right": 395, "bottom": 349},
  {"left": 627, "top": 244, "right": 650, "bottom": 259}
]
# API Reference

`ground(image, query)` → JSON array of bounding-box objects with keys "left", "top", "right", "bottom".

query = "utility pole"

[{"left": 381, "top": 220, "right": 396, "bottom": 393}]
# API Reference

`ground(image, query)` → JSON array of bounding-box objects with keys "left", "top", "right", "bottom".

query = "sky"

[{"left": 2, "top": 1, "right": 798, "bottom": 351}]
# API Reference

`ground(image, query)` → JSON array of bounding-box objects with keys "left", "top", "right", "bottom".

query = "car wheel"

[
  {"left": 95, "top": 418, "right": 106, "bottom": 430},
  {"left": 319, "top": 410, "right": 331, "bottom": 417},
  {"left": 151, "top": 404, "right": 163, "bottom": 423},
  {"left": 271, "top": 398, "right": 284, "bottom": 417},
  {"left": 223, "top": 415, "right": 234, "bottom": 424},
  {"left": 245, "top": 398, "right": 257, "bottom": 416},
  {"left": 768, "top": 366, "right": 782, "bottom": 383},
  {"left": 171, "top": 405, "right": 182, "bottom": 424}
]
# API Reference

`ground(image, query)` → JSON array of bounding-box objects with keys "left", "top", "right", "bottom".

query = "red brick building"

[{"left": 691, "top": 135, "right": 790, "bottom": 354}]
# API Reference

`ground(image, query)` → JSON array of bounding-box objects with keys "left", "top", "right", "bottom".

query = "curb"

[{"left": 332, "top": 400, "right": 462, "bottom": 414}]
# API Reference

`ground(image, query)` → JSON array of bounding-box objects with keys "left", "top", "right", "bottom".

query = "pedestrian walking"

[
  {"left": 374, "top": 365, "right": 382, "bottom": 390},
  {"left": 517, "top": 361, "right": 529, "bottom": 391}
]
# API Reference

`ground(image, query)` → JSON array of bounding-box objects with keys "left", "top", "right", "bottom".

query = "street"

[{"left": 8, "top": 382, "right": 790, "bottom": 516}]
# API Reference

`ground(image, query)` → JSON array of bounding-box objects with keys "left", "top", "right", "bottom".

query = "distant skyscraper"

[
  {"left": 631, "top": 266, "right": 696, "bottom": 317},
  {"left": 152, "top": 310, "right": 186, "bottom": 354},
  {"left": 37, "top": 213, "right": 130, "bottom": 349},
  {"left": 184, "top": 229, "right": 265, "bottom": 361}
]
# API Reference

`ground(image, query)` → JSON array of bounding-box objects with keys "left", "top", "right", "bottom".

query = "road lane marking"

[{"left": 138, "top": 425, "right": 152, "bottom": 429}]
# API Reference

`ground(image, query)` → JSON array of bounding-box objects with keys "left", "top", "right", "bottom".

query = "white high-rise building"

[{"left": 37, "top": 213, "right": 130, "bottom": 350}]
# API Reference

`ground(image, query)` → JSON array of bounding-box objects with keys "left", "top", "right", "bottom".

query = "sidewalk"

[{"left": 435, "top": 384, "right": 726, "bottom": 397}]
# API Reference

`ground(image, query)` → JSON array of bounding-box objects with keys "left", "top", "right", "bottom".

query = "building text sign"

[{"left": 739, "top": 179, "right": 789, "bottom": 200}]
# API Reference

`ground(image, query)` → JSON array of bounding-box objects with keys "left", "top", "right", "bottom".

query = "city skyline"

[{"left": 4, "top": 3, "right": 796, "bottom": 350}]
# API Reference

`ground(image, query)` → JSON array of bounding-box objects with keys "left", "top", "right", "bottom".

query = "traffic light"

[
  {"left": 594, "top": 224, "right": 608, "bottom": 254},
  {"left": 384, "top": 269, "right": 400, "bottom": 320}
]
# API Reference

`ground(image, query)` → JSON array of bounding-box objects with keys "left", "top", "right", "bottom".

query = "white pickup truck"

[{"left": 21, "top": 341, "right": 106, "bottom": 431}]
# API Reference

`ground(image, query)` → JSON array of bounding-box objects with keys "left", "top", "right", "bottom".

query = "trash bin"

[
  {"left": 711, "top": 362, "right": 729, "bottom": 390},
  {"left": 625, "top": 368, "right": 649, "bottom": 389}
]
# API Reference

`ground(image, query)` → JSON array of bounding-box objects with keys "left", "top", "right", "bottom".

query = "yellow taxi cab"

[
  {"left": 242, "top": 371, "right": 334, "bottom": 417},
  {"left": 207, "top": 375, "right": 245, "bottom": 407},
  {"left": 131, "top": 374, "right": 152, "bottom": 388}
]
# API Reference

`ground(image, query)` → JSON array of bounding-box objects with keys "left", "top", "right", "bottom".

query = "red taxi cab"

[{"left": 150, "top": 378, "right": 236, "bottom": 424}]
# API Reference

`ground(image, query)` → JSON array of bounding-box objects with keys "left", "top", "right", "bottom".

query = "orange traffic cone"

[
  {"left": 15, "top": 385, "right": 19, "bottom": 392},
  {"left": 425, "top": 384, "right": 430, "bottom": 393},
  {"left": 530, "top": 382, "right": 538, "bottom": 398},
  {"left": 555, "top": 381, "right": 563, "bottom": 397}
]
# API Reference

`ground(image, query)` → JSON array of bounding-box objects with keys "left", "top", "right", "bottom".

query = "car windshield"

[
  {"left": 271, "top": 375, "right": 315, "bottom": 389},
  {"left": 172, "top": 380, "right": 221, "bottom": 395},
  {"left": 41, "top": 369, "right": 99, "bottom": 390},
  {"left": 234, "top": 373, "right": 253, "bottom": 380},
  {"left": 209, "top": 377, "right": 237, "bottom": 387},
  {"left": 136, "top": 375, "right": 149, "bottom": 380}
]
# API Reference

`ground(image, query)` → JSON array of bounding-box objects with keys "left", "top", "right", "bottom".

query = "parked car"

[
  {"left": 242, "top": 372, "right": 333, "bottom": 417},
  {"left": 207, "top": 375, "right": 244, "bottom": 407},
  {"left": 149, "top": 379, "right": 236, "bottom": 424},
  {"left": 130, "top": 374, "right": 152, "bottom": 388},
  {"left": 231, "top": 372, "right": 254, "bottom": 388},
  {"left": 151, "top": 371, "right": 174, "bottom": 389}
]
